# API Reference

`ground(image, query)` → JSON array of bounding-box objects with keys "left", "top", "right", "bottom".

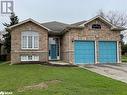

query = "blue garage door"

[
  {"left": 99, "top": 41, "right": 117, "bottom": 63},
  {"left": 74, "top": 41, "right": 95, "bottom": 64}
]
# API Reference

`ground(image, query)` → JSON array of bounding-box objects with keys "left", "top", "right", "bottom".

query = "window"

[
  {"left": 28, "top": 36, "right": 32, "bottom": 48},
  {"left": 92, "top": 24, "right": 101, "bottom": 29},
  {"left": 22, "top": 36, "right": 27, "bottom": 48},
  {"left": 21, "top": 31, "right": 39, "bottom": 49},
  {"left": 21, "top": 55, "right": 39, "bottom": 61}
]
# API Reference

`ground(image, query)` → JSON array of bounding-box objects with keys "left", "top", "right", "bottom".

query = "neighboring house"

[{"left": 8, "top": 15, "right": 126, "bottom": 64}]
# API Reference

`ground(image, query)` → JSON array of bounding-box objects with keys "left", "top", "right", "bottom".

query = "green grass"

[
  {"left": 122, "top": 55, "right": 127, "bottom": 62},
  {"left": 0, "top": 63, "right": 127, "bottom": 95},
  {"left": 0, "top": 61, "right": 6, "bottom": 64}
]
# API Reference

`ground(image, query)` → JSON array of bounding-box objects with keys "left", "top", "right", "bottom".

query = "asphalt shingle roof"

[
  {"left": 70, "top": 20, "right": 86, "bottom": 27},
  {"left": 42, "top": 21, "right": 69, "bottom": 34}
]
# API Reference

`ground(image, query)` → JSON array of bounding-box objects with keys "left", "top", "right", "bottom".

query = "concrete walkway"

[
  {"left": 80, "top": 64, "right": 127, "bottom": 84},
  {"left": 49, "top": 61, "right": 71, "bottom": 66}
]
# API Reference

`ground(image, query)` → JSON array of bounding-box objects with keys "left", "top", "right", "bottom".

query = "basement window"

[
  {"left": 21, "top": 55, "right": 39, "bottom": 61},
  {"left": 92, "top": 24, "right": 101, "bottom": 29}
]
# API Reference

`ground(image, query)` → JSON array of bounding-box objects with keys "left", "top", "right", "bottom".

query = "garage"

[
  {"left": 74, "top": 41, "right": 95, "bottom": 64},
  {"left": 98, "top": 41, "right": 117, "bottom": 63}
]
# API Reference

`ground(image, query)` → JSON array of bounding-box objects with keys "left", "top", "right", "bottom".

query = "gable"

[
  {"left": 69, "top": 15, "right": 126, "bottom": 31},
  {"left": 8, "top": 18, "right": 51, "bottom": 31},
  {"left": 11, "top": 21, "right": 49, "bottom": 34},
  {"left": 79, "top": 16, "right": 114, "bottom": 27},
  {"left": 83, "top": 18, "right": 111, "bottom": 30}
]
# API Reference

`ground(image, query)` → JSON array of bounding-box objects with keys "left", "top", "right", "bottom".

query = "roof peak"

[{"left": 42, "top": 21, "right": 69, "bottom": 25}]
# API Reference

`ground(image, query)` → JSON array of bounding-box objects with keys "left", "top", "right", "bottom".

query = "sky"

[{"left": 0, "top": 0, "right": 127, "bottom": 31}]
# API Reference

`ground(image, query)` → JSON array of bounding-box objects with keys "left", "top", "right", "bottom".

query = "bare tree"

[
  {"left": 97, "top": 9, "right": 127, "bottom": 27},
  {"left": 97, "top": 9, "right": 106, "bottom": 18},
  {"left": 97, "top": 10, "right": 127, "bottom": 54}
]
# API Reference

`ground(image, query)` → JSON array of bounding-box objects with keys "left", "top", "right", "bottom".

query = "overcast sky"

[{"left": 0, "top": 0, "right": 127, "bottom": 31}]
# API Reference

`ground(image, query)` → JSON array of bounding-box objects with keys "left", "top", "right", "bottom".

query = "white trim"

[
  {"left": 48, "top": 37, "right": 60, "bottom": 60},
  {"left": 49, "top": 56, "right": 51, "bottom": 60},
  {"left": 95, "top": 41, "right": 97, "bottom": 64},
  {"left": 13, "top": 51, "right": 48, "bottom": 52},
  {"left": 8, "top": 18, "right": 51, "bottom": 31},
  {"left": 21, "top": 31, "right": 39, "bottom": 50},
  {"left": 79, "top": 15, "right": 117, "bottom": 28},
  {"left": 59, "top": 37, "right": 60, "bottom": 60},
  {"left": 117, "top": 41, "right": 120, "bottom": 63},
  {"left": 21, "top": 55, "right": 39, "bottom": 61},
  {"left": 57, "top": 56, "right": 60, "bottom": 60}
]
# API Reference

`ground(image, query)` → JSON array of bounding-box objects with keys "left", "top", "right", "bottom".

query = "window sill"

[
  {"left": 21, "top": 48, "right": 39, "bottom": 50},
  {"left": 21, "top": 60, "right": 39, "bottom": 61}
]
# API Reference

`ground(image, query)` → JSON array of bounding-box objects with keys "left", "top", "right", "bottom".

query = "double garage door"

[{"left": 74, "top": 41, "right": 117, "bottom": 64}]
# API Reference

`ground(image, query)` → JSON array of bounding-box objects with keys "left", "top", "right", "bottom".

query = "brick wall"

[
  {"left": 61, "top": 19, "right": 121, "bottom": 64},
  {"left": 11, "top": 21, "right": 48, "bottom": 64}
]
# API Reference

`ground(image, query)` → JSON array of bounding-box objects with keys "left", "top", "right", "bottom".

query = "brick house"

[{"left": 8, "top": 15, "right": 125, "bottom": 64}]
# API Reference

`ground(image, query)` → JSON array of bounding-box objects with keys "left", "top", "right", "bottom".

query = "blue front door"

[
  {"left": 99, "top": 41, "right": 117, "bottom": 63},
  {"left": 74, "top": 41, "right": 95, "bottom": 64},
  {"left": 51, "top": 44, "right": 57, "bottom": 59}
]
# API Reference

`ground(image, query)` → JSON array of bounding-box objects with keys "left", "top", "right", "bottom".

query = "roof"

[
  {"left": 69, "top": 15, "right": 126, "bottom": 31},
  {"left": 8, "top": 18, "right": 51, "bottom": 31},
  {"left": 8, "top": 19, "right": 69, "bottom": 35},
  {"left": 70, "top": 20, "right": 86, "bottom": 27},
  {"left": 42, "top": 21, "right": 69, "bottom": 34},
  {"left": 7, "top": 15, "right": 126, "bottom": 35}
]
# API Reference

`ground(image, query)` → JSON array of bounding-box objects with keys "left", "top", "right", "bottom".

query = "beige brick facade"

[
  {"left": 61, "top": 19, "right": 121, "bottom": 64},
  {"left": 10, "top": 17, "right": 122, "bottom": 64},
  {"left": 11, "top": 21, "right": 48, "bottom": 64}
]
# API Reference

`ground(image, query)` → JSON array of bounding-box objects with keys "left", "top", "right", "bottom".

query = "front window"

[{"left": 21, "top": 31, "right": 39, "bottom": 49}]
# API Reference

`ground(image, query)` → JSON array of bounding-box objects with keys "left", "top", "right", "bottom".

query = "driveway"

[{"left": 80, "top": 63, "right": 127, "bottom": 83}]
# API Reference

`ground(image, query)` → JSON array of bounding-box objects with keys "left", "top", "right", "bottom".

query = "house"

[{"left": 8, "top": 15, "right": 126, "bottom": 64}]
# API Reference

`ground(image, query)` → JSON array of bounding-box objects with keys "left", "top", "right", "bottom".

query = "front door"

[{"left": 51, "top": 44, "right": 57, "bottom": 60}]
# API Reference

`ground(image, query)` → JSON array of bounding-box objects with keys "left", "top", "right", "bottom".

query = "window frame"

[
  {"left": 92, "top": 24, "right": 101, "bottom": 29},
  {"left": 21, "top": 31, "right": 39, "bottom": 50},
  {"left": 21, "top": 55, "right": 39, "bottom": 61}
]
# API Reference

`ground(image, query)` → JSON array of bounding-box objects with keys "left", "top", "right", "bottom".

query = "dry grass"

[{"left": 18, "top": 80, "right": 61, "bottom": 92}]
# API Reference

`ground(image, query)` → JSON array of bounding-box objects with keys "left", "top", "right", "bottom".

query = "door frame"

[{"left": 49, "top": 37, "right": 60, "bottom": 60}]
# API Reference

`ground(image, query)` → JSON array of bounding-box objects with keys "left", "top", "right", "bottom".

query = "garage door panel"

[
  {"left": 99, "top": 41, "right": 117, "bottom": 63},
  {"left": 75, "top": 51, "right": 86, "bottom": 55},
  {"left": 75, "top": 41, "right": 95, "bottom": 64}
]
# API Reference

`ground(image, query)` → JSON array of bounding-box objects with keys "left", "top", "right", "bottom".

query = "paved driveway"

[{"left": 80, "top": 63, "right": 127, "bottom": 83}]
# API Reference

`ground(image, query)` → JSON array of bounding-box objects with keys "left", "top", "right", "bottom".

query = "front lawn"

[
  {"left": 122, "top": 55, "right": 127, "bottom": 62},
  {"left": 0, "top": 63, "right": 127, "bottom": 95},
  {"left": 0, "top": 61, "right": 5, "bottom": 64}
]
